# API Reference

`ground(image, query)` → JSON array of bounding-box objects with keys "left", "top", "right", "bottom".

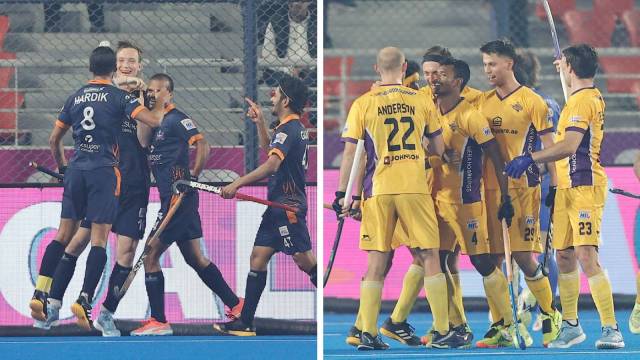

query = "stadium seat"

[
  {"left": 599, "top": 56, "right": 640, "bottom": 93},
  {"left": 622, "top": 10, "right": 640, "bottom": 46},
  {"left": 0, "top": 91, "right": 24, "bottom": 129},
  {"left": 0, "top": 68, "right": 12, "bottom": 89},
  {"left": 593, "top": 0, "right": 634, "bottom": 16},
  {"left": 0, "top": 16, "right": 8, "bottom": 49},
  {"left": 631, "top": 81, "right": 640, "bottom": 109},
  {"left": 563, "top": 10, "right": 616, "bottom": 47},
  {"left": 0, "top": 52, "right": 16, "bottom": 60},
  {"left": 535, "top": 0, "right": 575, "bottom": 22}
]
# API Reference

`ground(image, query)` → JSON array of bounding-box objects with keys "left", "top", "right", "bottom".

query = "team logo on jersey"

[
  {"left": 525, "top": 215, "right": 535, "bottom": 225},
  {"left": 467, "top": 219, "right": 479, "bottom": 230},
  {"left": 278, "top": 225, "right": 290, "bottom": 236},
  {"left": 84, "top": 135, "right": 93, "bottom": 143},
  {"left": 579, "top": 210, "right": 591, "bottom": 219},
  {"left": 511, "top": 102, "right": 523, "bottom": 112},
  {"left": 300, "top": 130, "right": 309, "bottom": 140},
  {"left": 155, "top": 129, "right": 165, "bottom": 141},
  {"left": 482, "top": 127, "right": 492, "bottom": 136},
  {"left": 180, "top": 119, "right": 196, "bottom": 130},
  {"left": 274, "top": 132, "right": 288, "bottom": 144},
  {"left": 492, "top": 117, "right": 502, "bottom": 127},
  {"left": 547, "top": 108, "right": 554, "bottom": 122},
  {"left": 570, "top": 115, "right": 582, "bottom": 123}
]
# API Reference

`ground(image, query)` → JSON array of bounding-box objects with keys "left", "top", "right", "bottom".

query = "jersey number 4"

[{"left": 385, "top": 116, "right": 415, "bottom": 151}]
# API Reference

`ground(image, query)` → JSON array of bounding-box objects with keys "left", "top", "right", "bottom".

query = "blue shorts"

[
  {"left": 153, "top": 191, "right": 202, "bottom": 245},
  {"left": 80, "top": 186, "right": 149, "bottom": 240},
  {"left": 61, "top": 167, "right": 120, "bottom": 224},
  {"left": 254, "top": 208, "right": 312, "bottom": 255}
]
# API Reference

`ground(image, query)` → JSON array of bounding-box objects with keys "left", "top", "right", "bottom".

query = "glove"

[
  {"left": 332, "top": 191, "right": 346, "bottom": 220},
  {"left": 545, "top": 186, "right": 556, "bottom": 208},
  {"left": 497, "top": 195, "right": 514, "bottom": 227},
  {"left": 349, "top": 195, "right": 361, "bottom": 217},
  {"left": 58, "top": 165, "right": 67, "bottom": 175},
  {"left": 190, "top": 174, "right": 198, "bottom": 182},
  {"left": 504, "top": 153, "right": 534, "bottom": 178}
]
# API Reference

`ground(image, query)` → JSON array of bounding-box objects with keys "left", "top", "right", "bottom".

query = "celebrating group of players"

[
  {"left": 334, "top": 39, "right": 626, "bottom": 350},
  {"left": 28, "top": 41, "right": 316, "bottom": 337}
]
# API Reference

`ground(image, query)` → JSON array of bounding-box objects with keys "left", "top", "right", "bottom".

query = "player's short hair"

[
  {"left": 403, "top": 60, "right": 421, "bottom": 89},
  {"left": 514, "top": 49, "right": 540, "bottom": 88},
  {"left": 116, "top": 40, "right": 143, "bottom": 62},
  {"left": 439, "top": 57, "right": 471, "bottom": 91},
  {"left": 278, "top": 74, "right": 308, "bottom": 115},
  {"left": 480, "top": 39, "right": 517, "bottom": 60},
  {"left": 562, "top": 44, "right": 598, "bottom": 79},
  {"left": 149, "top": 73, "right": 174, "bottom": 92},
  {"left": 89, "top": 46, "right": 116, "bottom": 76},
  {"left": 422, "top": 45, "right": 452, "bottom": 64}
]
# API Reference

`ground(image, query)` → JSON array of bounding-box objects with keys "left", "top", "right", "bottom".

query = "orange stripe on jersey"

[
  {"left": 88, "top": 79, "right": 112, "bottom": 85},
  {"left": 170, "top": 194, "right": 180, "bottom": 207},
  {"left": 164, "top": 104, "right": 176, "bottom": 114},
  {"left": 130, "top": 105, "right": 145, "bottom": 119},
  {"left": 269, "top": 148, "right": 285, "bottom": 160},
  {"left": 188, "top": 133, "right": 204, "bottom": 145},
  {"left": 113, "top": 167, "right": 121, "bottom": 196},
  {"left": 55, "top": 120, "right": 69, "bottom": 129}
]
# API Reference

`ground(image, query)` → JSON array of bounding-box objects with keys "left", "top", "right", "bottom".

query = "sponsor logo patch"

[
  {"left": 181, "top": 119, "right": 196, "bottom": 130},
  {"left": 570, "top": 115, "right": 582, "bottom": 123},
  {"left": 274, "top": 132, "right": 288, "bottom": 144},
  {"left": 278, "top": 225, "right": 290, "bottom": 236},
  {"left": 467, "top": 218, "right": 479, "bottom": 230},
  {"left": 525, "top": 215, "right": 535, "bottom": 225},
  {"left": 579, "top": 210, "right": 591, "bottom": 219},
  {"left": 511, "top": 102, "right": 523, "bottom": 112},
  {"left": 492, "top": 117, "right": 502, "bottom": 127},
  {"left": 482, "top": 127, "right": 492, "bottom": 137},
  {"left": 361, "top": 234, "right": 370, "bottom": 241}
]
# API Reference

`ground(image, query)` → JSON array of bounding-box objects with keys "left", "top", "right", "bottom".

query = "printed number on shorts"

[
  {"left": 81, "top": 106, "right": 96, "bottom": 130},
  {"left": 385, "top": 116, "right": 415, "bottom": 151},
  {"left": 524, "top": 227, "right": 535, "bottom": 241},
  {"left": 578, "top": 221, "right": 592, "bottom": 235},
  {"left": 471, "top": 232, "right": 478, "bottom": 245}
]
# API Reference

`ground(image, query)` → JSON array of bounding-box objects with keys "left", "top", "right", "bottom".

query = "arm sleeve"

[
  {"left": 174, "top": 116, "right": 203, "bottom": 144},
  {"left": 423, "top": 103, "right": 442, "bottom": 138},
  {"left": 531, "top": 95, "right": 554, "bottom": 135},
  {"left": 464, "top": 111, "right": 495, "bottom": 146},
  {"left": 564, "top": 101, "right": 592, "bottom": 134},
  {"left": 122, "top": 92, "right": 145, "bottom": 119},
  {"left": 341, "top": 98, "right": 365, "bottom": 143},
  {"left": 268, "top": 124, "right": 296, "bottom": 160},
  {"left": 56, "top": 98, "right": 72, "bottom": 129}
]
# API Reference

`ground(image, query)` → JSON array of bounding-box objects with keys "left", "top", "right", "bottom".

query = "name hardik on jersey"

[
  {"left": 555, "top": 87, "right": 607, "bottom": 189},
  {"left": 342, "top": 84, "right": 442, "bottom": 198},
  {"left": 56, "top": 79, "right": 144, "bottom": 170},
  {"left": 477, "top": 85, "right": 553, "bottom": 190},
  {"left": 435, "top": 98, "right": 495, "bottom": 205},
  {"left": 267, "top": 115, "right": 309, "bottom": 213}
]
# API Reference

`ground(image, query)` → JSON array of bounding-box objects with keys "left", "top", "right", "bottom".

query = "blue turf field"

[
  {"left": 325, "top": 310, "right": 640, "bottom": 359},
  {"left": 0, "top": 335, "right": 316, "bottom": 360}
]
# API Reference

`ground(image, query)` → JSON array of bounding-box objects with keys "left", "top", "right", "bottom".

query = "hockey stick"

[
  {"left": 324, "top": 139, "right": 365, "bottom": 288},
  {"left": 502, "top": 219, "right": 527, "bottom": 350},
  {"left": 541, "top": 204, "right": 554, "bottom": 276},
  {"left": 29, "top": 161, "right": 63, "bottom": 181},
  {"left": 610, "top": 188, "right": 640, "bottom": 199},
  {"left": 541, "top": 0, "right": 569, "bottom": 101},
  {"left": 115, "top": 191, "right": 185, "bottom": 299},
  {"left": 172, "top": 180, "right": 299, "bottom": 213}
]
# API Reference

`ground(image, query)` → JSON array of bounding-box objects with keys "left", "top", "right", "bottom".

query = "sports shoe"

[
  {"left": 212, "top": 318, "right": 256, "bottom": 336},
  {"left": 29, "top": 290, "right": 48, "bottom": 321},
  {"left": 517, "top": 288, "right": 537, "bottom": 329},
  {"left": 429, "top": 329, "right": 468, "bottom": 349},
  {"left": 379, "top": 317, "right": 421, "bottom": 346},
  {"left": 533, "top": 313, "right": 543, "bottom": 332},
  {"left": 475, "top": 320, "right": 512, "bottom": 348},
  {"left": 70, "top": 293, "right": 93, "bottom": 331},
  {"left": 94, "top": 308, "right": 121, "bottom": 337},
  {"left": 34, "top": 299, "right": 61, "bottom": 330},
  {"left": 131, "top": 318, "right": 173, "bottom": 336},
  {"left": 357, "top": 332, "right": 389, "bottom": 351},
  {"left": 345, "top": 326, "right": 361, "bottom": 347},
  {"left": 547, "top": 320, "right": 586, "bottom": 348},
  {"left": 595, "top": 325, "right": 625, "bottom": 349},
  {"left": 451, "top": 324, "right": 473, "bottom": 349},
  {"left": 225, "top": 297, "right": 245, "bottom": 320},
  {"left": 541, "top": 309, "right": 562, "bottom": 347},
  {"left": 629, "top": 302, "right": 640, "bottom": 334},
  {"left": 506, "top": 321, "right": 533, "bottom": 348}
]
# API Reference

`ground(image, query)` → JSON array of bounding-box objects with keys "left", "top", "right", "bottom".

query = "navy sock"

[
  {"left": 81, "top": 246, "right": 107, "bottom": 301},
  {"left": 196, "top": 263, "right": 239, "bottom": 308},
  {"left": 241, "top": 270, "right": 267, "bottom": 326},
  {"left": 144, "top": 271, "right": 166, "bottom": 323},
  {"left": 306, "top": 265, "right": 317, "bottom": 288},
  {"left": 39, "top": 241, "right": 65, "bottom": 277},
  {"left": 102, "top": 262, "right": 132, "bottom": 313},
  {"left": 49, "top": 253, "right": 78, "bottom": 301}
]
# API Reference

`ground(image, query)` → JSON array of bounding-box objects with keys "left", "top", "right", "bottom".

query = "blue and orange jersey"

[
  {"left": 267, "top": 115, "right": 309, "bottom": 213},
  {"left": 148, "top": 104, "right": 203, "bottom": 199},
  {"left": 434, "top": 98, "right": 495, "bottom": 205},
  {"left": 56, "top": 79, "right": 144, "bottom": 170},
  {"left": 477, "top": 86, "right": 553, "bottom": 190},
  {"left": 555, "top": 87, "right": 607, "bottom": 189}
]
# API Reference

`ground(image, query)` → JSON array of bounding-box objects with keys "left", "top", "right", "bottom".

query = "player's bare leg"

[{"left": 292, "top": 250, "right": 318, "bottom": 287}]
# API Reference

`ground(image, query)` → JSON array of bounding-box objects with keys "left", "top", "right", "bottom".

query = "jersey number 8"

[{"left": 81, "top": 106, "right": 96, "bottom": 131}]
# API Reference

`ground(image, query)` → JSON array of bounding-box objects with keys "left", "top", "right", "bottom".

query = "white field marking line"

[
  {"left": 0, "top": 338, "right": 315, "bottom": 345},
  {"left": 324, "top": 350, "right": 640, "bottom": 358}
]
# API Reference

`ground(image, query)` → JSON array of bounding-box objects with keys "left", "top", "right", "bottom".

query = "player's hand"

[
  {"left": 332, "top": 191, "right": 346, "bottom": 220},
  {"left": 221, "top": 182, "right": 240, "bottom": 199},
  {"left": 498, "top": 195, "right": 514, "bottom": 227},
  {"left": 504, "top": 154, "right": 534, "bottom": 178},
  {"left": 245, "top": 98, "right": 265, "bottom": 124},
  {"left": 349, "top": 196, "right": 362, "bottom": 221},
  {"left": 545, "top": 185, "right": 556, "bottom": 208}
]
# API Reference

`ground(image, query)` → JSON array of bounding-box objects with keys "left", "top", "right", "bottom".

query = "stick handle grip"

[{"left": 29, "top": 161, "right": 64, "bottom": 181}]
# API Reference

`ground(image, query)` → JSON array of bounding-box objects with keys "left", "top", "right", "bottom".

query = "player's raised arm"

[
  {"left": 132, "top": 87, "right": 170, "bottom": 128},
  {"left": 245, "top": 97, "right": 271, "bottom": 151}
]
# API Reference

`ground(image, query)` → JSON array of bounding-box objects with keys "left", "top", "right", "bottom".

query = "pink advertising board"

[
  {"left": 323, "top": 168, "right": 640, "bottom": 300},
  {"left": 0, "top": 186, "right": 316, "bottom": 325}
]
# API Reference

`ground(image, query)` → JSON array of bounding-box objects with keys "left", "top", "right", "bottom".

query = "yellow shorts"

[
  {"left": 361, "top": 194, "right": 439, "bottom": 252},
  {"left": 486, "top": 188, "right": 543, "bottom": 254},
  {"left": 436, "top": 200, "right": 490, "bottom": 256},
  {"left": 552, "top": 185, "right": 605, "bottom": 250}
]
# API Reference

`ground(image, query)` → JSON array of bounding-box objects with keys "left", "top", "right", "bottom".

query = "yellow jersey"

[
  {"left": 555, "top": 87, "right": 607, "bottom": 189},
  {"left": 478, "top": 86, "right": 553, "bottom": 190},
  {"left": 419, "top": 85, "right": 483, "bottom": 108},
  {"left": 342, "top": 84, "right": 441, "bottom": 198},
  {"left": 435, "top": 98, "right": 495, "bottom": 204}
]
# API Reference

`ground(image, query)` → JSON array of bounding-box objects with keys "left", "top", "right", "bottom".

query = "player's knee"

[
  {"left": 575, "top": 247, "right": 600, "bottom": 275},
  {"left": 249, "top": 252, "right": 270, "bottom": 271},
  {"left": 470, "top": 254, "right": 495, "bottom": 277}
]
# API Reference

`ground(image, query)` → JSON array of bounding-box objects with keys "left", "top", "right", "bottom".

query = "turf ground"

[{"left": 325, "top": 309, "right": 639, "bottom": 359}]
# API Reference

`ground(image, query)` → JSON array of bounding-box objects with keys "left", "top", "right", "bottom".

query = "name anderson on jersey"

[{"left": 377, "top": 103, "right": 416, "bottom": 116}]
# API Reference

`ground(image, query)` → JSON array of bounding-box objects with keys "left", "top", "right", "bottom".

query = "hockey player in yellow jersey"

[
  {"left": 506, "top": 44, "right": 624, "bottom": 350},
  {"left": 336, "top": 47, "right": 470, "bottom": 351},
  {"left": 476, "top": 39, "right": 562, "bottom": 348}
]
